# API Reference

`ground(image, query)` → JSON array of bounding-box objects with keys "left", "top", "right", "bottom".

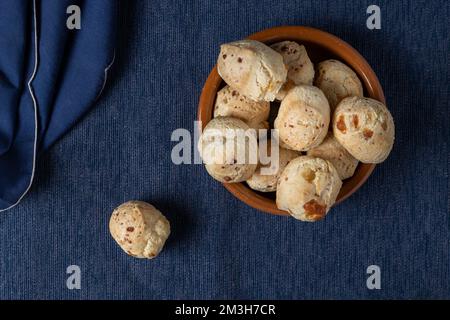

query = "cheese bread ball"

[
  {"left": 333, "top": 97, "right": 395, "bottom": 164},
  {"left": 109, "top": 201, "right": 170, "bottom": 259},
  {"left": 270, "top": 41, "right": 315, "bottom": 100},
  {"left": 246, "top": 140, "right": 299, "bottom": 192},
  {"left": 276, "top": 156, "right": 342, "bottom": 221},
  {"left": 214, "top": 85, "right": 270, "bottom": 130},
  {"left": 314, "top": 59, "right": 363, "bottom": 111},
  {"left": 307, "top": 132, "right": 359, "bottom": 180},
  {"left": 198, "top": 117, "right": 258, "bottom": 183},
  {"left": 274, "top": 85, "right": 330, "bottom": 151},
  {"left": 217, "top": 40, "right": 287, "bottom": 102}
]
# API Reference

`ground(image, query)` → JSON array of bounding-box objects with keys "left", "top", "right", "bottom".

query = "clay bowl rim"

[{"left": 197, "top": 25, "right": 383, "bottom": 216}]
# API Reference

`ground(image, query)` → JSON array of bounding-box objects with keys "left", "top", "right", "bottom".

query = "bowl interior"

[{"left": 198, "top": 26, "right": 383, "bottom": 216}]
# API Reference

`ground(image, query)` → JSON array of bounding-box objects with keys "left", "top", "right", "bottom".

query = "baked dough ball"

[
  {"left": 214, "top": 85, "right": 270, "bottom": 130},
  {"left": 198, "top": 117, "right": 258, "bottom": 183},
  {"left": 274, "top": 85, "right": 330, "bottom": 151},
  {"left": 109, "top": 201, "right": 170, "bottom": 259},
  {"left": 314, "top": 59, "right": 363, "bottom": 111},
  {"left": 307, "top": 132, "right": 359, "bottom": 180},
  {"left": 270, "top": 41, "right": 315, "bottom": 100},
  {"left": 276, "top": 156, "right": 342, "bottom": 222},
  {"left": 333, "top": 97, "right": 395, "bottom": 164},
  {"left": 246, "top": 140, "right": 299, "bottom": 192},
  {"left": 217, "top": 40, "right": 287, "bottom": 102}
]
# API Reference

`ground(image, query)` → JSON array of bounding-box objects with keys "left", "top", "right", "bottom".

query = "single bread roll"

[
  {"left": 307, "top": 132, "right": 359, "bottom": 180},
  {"left": 333, "top": 97, "right": 395, "bottom": 163},
  {"left": 271, "top": 41, "right": 315, "bottom": 100},
  {"left": 276, "top": 156, "right": 342, "bottom": 222},
  {"left": 274, "top": 85, "right": 330, "bottom": 151},
  {"left": 217, "top": 40, "right": 287, "bottom": 102},
  {"left": 214, "top": 85, "right": 270, "bottom": 130},
  {"left": 198, "top": 117, "right": 258, "bottom": 183},
  {"left": 314, "top": 59, "right": 363, "bottom": 111},
  {"left": 109, "top": 201, "right": 170, "bottom": 259},
  {"left": 246, "top": 140, "right": 299, "bottom": 192}
]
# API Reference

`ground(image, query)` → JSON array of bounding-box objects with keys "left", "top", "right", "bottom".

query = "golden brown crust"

[
  {"left": 217, "top": 40, "right": 287, "bottom": 102},
  {"left": 214, "top": 85, "right": 270, "bottom": 130},
  {"left": 276, "top": 156, "right": 342, "bottom": 221},
  {"left": 314, "top": 59, "right": 363, "bottom": 111},
  {"left": 198, "top": 117, "right": 258, "bottom": 183},
  {"left": 271, "top": 41, "right": 315, "bottom": 100},
  {"left": 307, "top": 132, "right": 359, "bottom": 180},
  {"left": 333, "top": 97, "right": 395, "bottom": 164},
  {"left": 303, "top": 199, "right": 327, "bottom": 221},
  {"left": 246, "top": 141, "right": 299, "bottom": 192},
  {"left": 274, "top": 85, "right": 330, "bottom": 151},
  {"left": 109, "top": 201, "right": 170, "bottom": 259}
]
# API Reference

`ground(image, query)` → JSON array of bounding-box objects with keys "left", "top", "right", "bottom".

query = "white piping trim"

[
  {"left": 95, "top": 50, "right": 115, "bottom": 101},
  {"left": 0, "top": 0, "right": 39, "bottom": 212}
]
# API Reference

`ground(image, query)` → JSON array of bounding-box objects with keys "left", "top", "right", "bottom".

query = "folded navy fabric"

[{"left": 0, "top": 0, "right": 117, "bottom": 211}]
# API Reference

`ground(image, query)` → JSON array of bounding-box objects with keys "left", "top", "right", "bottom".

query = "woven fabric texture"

[{"left": 0, "top": 0, "right": 448, "bottom": 299}]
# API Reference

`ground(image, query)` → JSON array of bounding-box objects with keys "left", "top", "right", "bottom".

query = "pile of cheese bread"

[{"left": 198, "top": 40, "right": 394, "bottom": 222}]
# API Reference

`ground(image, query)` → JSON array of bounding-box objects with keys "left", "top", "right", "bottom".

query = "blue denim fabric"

[{"left": 0, "top": 0, "right": 448, "bottom": 299}]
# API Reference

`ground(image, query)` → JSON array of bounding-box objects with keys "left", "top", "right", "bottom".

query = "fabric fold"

[{"left": 0, "top": 0, "right": 118, "bottom": 211}]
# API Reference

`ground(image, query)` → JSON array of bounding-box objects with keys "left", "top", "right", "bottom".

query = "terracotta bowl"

[{"left": 197, "top": 26, "right": 384, "bottom": 216}]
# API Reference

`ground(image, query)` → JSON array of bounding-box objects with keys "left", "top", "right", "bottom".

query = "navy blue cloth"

[
  {"left": 0, "top": 0, "right": 449, "bottom": 299},
  {"left": 0, "top": 0, "right": 117, "bottom": 211}
]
